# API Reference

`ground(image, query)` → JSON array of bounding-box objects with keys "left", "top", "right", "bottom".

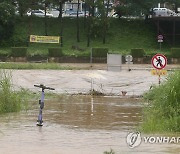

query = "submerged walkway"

[{"left": 11, "top": 63, "right": 180, "bottom": 96}]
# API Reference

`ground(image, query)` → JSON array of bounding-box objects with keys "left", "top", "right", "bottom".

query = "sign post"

[
  {"left": 157, "top": 35, "right": 163, "bottom": 51},
  {"left": 125, "top": 55, "right": 133, "bottom": 71},
  {"left": 151, "top": 53, "right": 167, "bottom": 85}
]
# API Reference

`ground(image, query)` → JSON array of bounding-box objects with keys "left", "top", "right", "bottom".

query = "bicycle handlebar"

[{"left": 34, "top": 84, "right": 55, "bottom": 90}]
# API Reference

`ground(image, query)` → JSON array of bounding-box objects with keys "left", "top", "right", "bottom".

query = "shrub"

[
  {"left": 27, "top": 53, "right": 47, "bottom": 60},
  {"left": 11, "top": 47, "right": 27, "bottom": 57},
  {"left": 0, "top": 70, "right": 28, "bottom": 113},
  {"left": 0, "top": 52, "right": 9, "bottom": 57},
  {"left": 131, "top": 48, "right": 145, "bottom": 58},
  {"left": 171, "top": 48, "right": 180, "bottom": 58},
  {"left": 104, "top": 149, "right": 115, "bottom": 154},
  {"left": 48, "top": 48, "right": 63, "bottom": 57},
  {"left": 92, "top": 48, "right": 108, "bottom": 57},
  {"left": 142, "top": 71, "right": 180, "bottom": 132}
]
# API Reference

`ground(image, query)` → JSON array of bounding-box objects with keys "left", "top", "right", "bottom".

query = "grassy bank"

[
  {"left": 0, "top": 70, "right": 29, "bottom": 113},
  {"left": 0, "top": 62, "right": 76, "bottom": 70},
  {"left": 142, "top": 71, "right": 180, "bottom": 133},
  {"left": 0, "top": 16, "right": 171, "bottom": 57}
]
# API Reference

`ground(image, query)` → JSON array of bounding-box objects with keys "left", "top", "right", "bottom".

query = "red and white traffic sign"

[{"left": 151, "top": 54, "right": 167, "bottom": 70}]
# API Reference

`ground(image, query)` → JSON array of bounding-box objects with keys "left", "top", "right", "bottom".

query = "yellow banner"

[
  {"left": 151, "top": 69, "right": 167, "bottom": 76},
  {"left": 30, "top": 35, "right": 60, "bottom": 43}
]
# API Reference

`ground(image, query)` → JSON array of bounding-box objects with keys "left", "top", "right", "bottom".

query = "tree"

[
  {"left": 162, "top": 0, "right": 180, "bottom": 12},
  {"left": 77, "top": 0, "right": 80, "bottom": 42},
  {"left": 13, "top": 0, "right": 43, "bottom": 17},
  {"left": 58, "top": 0, "right": 64, "bottom": 47},
  {"left": 52, "top": 0, "right": 68, "bottom": 47},
  {"left": 131, "top": 0, "right": 157, "bottom": 18},
  {"left": 84, "top": 0, "right": 111, "bottom": 46},
  {"left": 112, "top": 0, "right": 161, "bottom": 18},
  {"left": 113, "top": 0, "right": 144, "bottom": 18},
  {"left": 83, "top": 0, "right": 88, "bottom": 28},
  {"left": 0, "top": 1, "right": 15, "bottom": 45},
  {"left": 42, "top": 0, "right": 52, "bottom": 35},
  {"left": 17, "top": 0, "right": 29, "bottom": 17},
  {"left": 85, "top": 0, "right": 92, "bottom": 47}
]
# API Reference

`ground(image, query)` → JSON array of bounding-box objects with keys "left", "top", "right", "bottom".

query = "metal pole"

[
  {"left": 91, "top": 97, "right": 94, "bottom": 116},
  {"left": 158, "top": 74, "right": 161, "bottom": 85},
  {"left": 91, "top": 78, "right": 93, "bottom": 91},
  {"left": 90, "top": 48, "right": 92, "bottom": 67},
  {"left": 173, "top": 19, "right": 175, "bottom": 46},
  {"left": 159, "top": 42, "right": 161, "bottom": 51}
]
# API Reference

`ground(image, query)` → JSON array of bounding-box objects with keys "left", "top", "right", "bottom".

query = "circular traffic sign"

[
  {"left": 151, "top": 54, "right": 167, "bottom": 70},
  {"left": 125, "top": 55, "right": 133, "bottom": 62},
  {"left": 157, "top": 35, "right": 163, "bottom": 40}
]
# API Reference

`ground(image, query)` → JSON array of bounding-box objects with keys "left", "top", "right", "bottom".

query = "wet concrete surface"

[{"left": 0, "top": 96, "right": 179, "bottom": 154}]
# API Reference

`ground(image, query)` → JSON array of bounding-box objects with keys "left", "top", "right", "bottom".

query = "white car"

[
  {"left": 152, "top": 8, "right": 177, "bottom": 17},
  {"left": 69, "top": 12, "right": 84, "bottom": 17},
  {"left": 27, "top": 10, "right": 53, "bottom": 17}
]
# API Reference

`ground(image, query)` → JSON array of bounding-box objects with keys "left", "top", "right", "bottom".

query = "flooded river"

[{"left": 0, "top": 96, "right": 179, "bottom": 154}]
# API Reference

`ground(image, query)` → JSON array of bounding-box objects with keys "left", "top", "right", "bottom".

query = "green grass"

[
  {"left": 0, "top": 16, "right": 173, "bottom": 57},
  {"left": 0, "top": 62, "right": 75, "bottom": 70},
  {"left": 104, "top": 149, "right": 115, "bottom": 154},
  {"left": 0, "top": 70, "right": 28, "bottom": 113},
  {"left": 142, "top": 71, "right": 180, "bottom": 133}
]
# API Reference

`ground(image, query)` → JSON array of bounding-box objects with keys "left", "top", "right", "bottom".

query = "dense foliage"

[
  {"left": 171, "top": 48, "right": 180, "bottom": 58},
  {"left": 0, "top": 2, "right": 15, "bottom": 45},
  {"left": 92, "top": 47, "right": 109, "bottom": 57},
  {"left": 48, "top": 48, "right": 63, "bottom": 57},
  {"left": 142, "top": 71, "right": 180, "bottom": 132},
  {"left": 11, "top": 47, "right": 27, "bottom": 57},
  {"left": 131, "top": 48, "right": 145, "bottom": 58}
]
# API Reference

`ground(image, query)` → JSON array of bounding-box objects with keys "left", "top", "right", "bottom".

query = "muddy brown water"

[{"left": 0, "top": 96, "right": 179, "bottom": 154}]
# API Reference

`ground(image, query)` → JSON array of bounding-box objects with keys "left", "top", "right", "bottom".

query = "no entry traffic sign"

[{"left": 151, "top": 54, "right": 167, "bottom": 70}]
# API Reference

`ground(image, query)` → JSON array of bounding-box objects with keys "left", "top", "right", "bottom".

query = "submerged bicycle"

[{"left": 34, "top": 84, "right": 55, "bottom": 126}]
